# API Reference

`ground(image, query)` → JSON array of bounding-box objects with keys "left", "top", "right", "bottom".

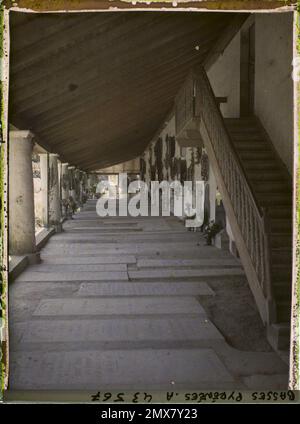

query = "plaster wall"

[
  {"left": 207, "top": 13, "right": 294, "bottom": 174},
  {"left": 254, "top": 12, "right": 294, "bottom": 174},
  {"left": 140, "top": 114, "right": 218, "bottom": 226},
  {"left": 207, "top": 31, "right": 240, "bottom": 118}
]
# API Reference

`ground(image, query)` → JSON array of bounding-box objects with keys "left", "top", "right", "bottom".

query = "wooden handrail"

[
  {"left": 195, "top": 66, "right": 263, "bottom": 219},
  {"left": 184, "top": 66, "right": 273, "bottom": 308}
]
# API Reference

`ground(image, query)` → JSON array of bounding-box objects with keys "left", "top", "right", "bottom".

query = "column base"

[
  {"left": 54, "top": 223, "right": 63, "bottom": 233},
  {"left": 27, "top": 252, "right": 41, "bottom": 265}
]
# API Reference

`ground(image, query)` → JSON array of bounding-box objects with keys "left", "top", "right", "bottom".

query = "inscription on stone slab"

[
  {"left": 77, "top": 282, "right": 214, "bottom": 296},
  {"left": 33, "top": 297, "right": 206, "bottom": 316},
  {"left": 10, "top": 349, "right": 234, "bottom": 390}
]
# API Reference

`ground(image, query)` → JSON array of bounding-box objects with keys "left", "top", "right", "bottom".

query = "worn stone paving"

[{"left": 9, "top": 199, "right": 288, "bottom": 390}]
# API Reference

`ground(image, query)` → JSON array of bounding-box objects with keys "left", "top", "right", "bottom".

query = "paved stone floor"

[{"left": 8, "top": 200, "right": 288, "bottom": 390}]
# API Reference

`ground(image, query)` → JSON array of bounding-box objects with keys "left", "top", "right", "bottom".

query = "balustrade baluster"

[{"left": 175, "top": 69, "right": 270, "bottom": 293}]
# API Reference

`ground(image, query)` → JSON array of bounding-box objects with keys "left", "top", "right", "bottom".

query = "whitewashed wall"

[
  {"left": 254, "top": 12, "right": 294, "bottom": 174},
  {"left": 207, "top": 12, "right": 294, "bottom": 174}
]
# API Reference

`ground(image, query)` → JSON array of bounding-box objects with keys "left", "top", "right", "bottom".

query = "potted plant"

[{"left": 203, "top": 220, "right": 222, "bottom": 245}]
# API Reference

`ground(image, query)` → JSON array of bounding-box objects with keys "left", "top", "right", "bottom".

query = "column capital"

[{"left": 9, "top": 130, "right": 34, "bottom": 142}]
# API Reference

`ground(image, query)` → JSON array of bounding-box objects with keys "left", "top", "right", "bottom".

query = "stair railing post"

[{"left": 262, "top": 207, "right": 277, "bottom": 325}]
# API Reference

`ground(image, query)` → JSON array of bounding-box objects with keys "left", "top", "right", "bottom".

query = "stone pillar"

[
  {"left": 61, "top": 163, "right": 70, "bottom": 201},
  {"left": 79, "top": 171, "right": 87, "bottom": 205},
  {"left": 39, "top": 153, "right": 49, "bottom": 228},
  {"left": 74, "top": 169, "right": 82, "bottom": 205},
  {"left": 68, "top": 166, "right": 76, "bottom": 199},
  {"left": 78, "top": 171, "right": 83, "bottom": 205},
  {"left": 9, "top": 130, "right": 39, "bottom": 262},
  {"left": 48, "top": 153, "right": 62, "bottom": 232},
  {"left": 87, "top": 174, "right": 91, "bottom": 189},
  {"left": 82, "top": 172, "right": 88, "bottom": 203},
  {"left": 89, "top": 173, "right": 98, "bottom": 198}
]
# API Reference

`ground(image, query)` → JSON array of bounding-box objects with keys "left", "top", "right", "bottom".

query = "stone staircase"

[{"left": 224, "top": 117, "right": 292, "bottom": 349}]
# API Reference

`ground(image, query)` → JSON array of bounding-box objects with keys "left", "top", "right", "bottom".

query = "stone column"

[
  {"left": 89, "top": 173, "right": 98, "bottom": 198},
  {"left": 68, "top": 166, "right": 76, "bottom": 199},
  {"left": 78, "top": 171, "right": 83, "bottom": 205},
  {"left": 79, "top": 171, "right": 87, "bottom": 205},
  {"left": 61, "top": 163, "right": 70, "bottom": 201},
  {"left": 48, "top": 153, "right": 62, "bottom": 232},
  {"left": 39, "top": 153, "right": 49, "bottom": 228},
  {"left": 74, "top": 169, "right": 81, "bottom": 205},
  {"left": 82, "top": 172, "right": 88, "bottom": 203},
  {"left": 61, "top": 163, "right": 70, "bottom": 218},
  {"left": 87, "top": 174, "right": 91, "bottom": 189},
  {"left": 9, "top": 130, "right": 39, "bottom": 262}
]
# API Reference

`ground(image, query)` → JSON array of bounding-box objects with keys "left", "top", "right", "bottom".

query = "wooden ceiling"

[{"left": 9, "top": 11, "right": 242, "bottom": 171}]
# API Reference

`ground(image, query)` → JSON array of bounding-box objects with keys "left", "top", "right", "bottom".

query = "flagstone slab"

[
  {"left": 77, "top": 281, "right": 214, "bottom": 296},
  {"left": 16, "top": 271, "right": 129, "bottom": 282},
  {"left": 33, "top": 297, "right": 205, "bottom": 316},
  {"left": 40, "top": 255, "right": 136, "bottom": 265},
  {"left": 129, "top": 268, "right": 245, "bottom": 280},
  {"left": 13, "top": 317, "right": 223, "bottom": 344},
  {"left": 9, "top": 348, "right": 235, "bottom": 390},
  {"left": 137, "top": 258, "right": 241, "bottom": 268},
  {"left": 69, "top": 227, "right": 143, "bottom": 232},
  {"left": 29, "top": 264, "right": 127, "bottom": 272}
]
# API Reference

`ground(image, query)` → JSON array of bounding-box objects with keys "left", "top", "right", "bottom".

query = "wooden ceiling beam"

[
  {"left": 11, "top": 31, "right": 211, "bottom": 116},
  {"left": 41, "top": 98, "right": 172, "bottom": 149},
  {"left": 9, "top": 12, "right": 237, "bottom": 170},
  {"left": 11, "top": 14, "right": 218, "bottom": 105},
  {"left": 11, "top": 13, "right": 179, "bottom": 79},
  {"left": 23, "top": 55, "right": 204, "bottom": 133},
  {"left": 11, "top": 13, "right": 155, "bottom": 74}
]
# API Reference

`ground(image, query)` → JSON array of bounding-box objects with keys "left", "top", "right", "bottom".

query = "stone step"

[
  {"left": 50, "top": 231, "right": 197, "bottom": 240},
  {"left": 41, "top": 249, "right": 231, "bottom": 260},
  {"left": 253, "top": 182, "right": 290, "bottom": 193},
  {"left": 271, "top": 248, "right": 292, "bottom": 263},
  {"left": 267, "top": 207, "right": 291, "bottom": 219},
  {"left": 268, "top": 323, "right": 290, "bottom": 351},
  {"left": 67, "top": 227, "right": 143, "bottom": 233},
  {"left": 247, "top": 170, "right": 285, "bottom": 182},
  {"left": 276, "top": 301, "right": 291, "bottom": 322},
  {"left": 271, "top": 265, "right": 292, "bottom": 282},
  {"left": 16, "top": 271, "right": 129, "bottom": 282},
  {"left": 242, "top": 374, "right": 288, "bottom": 390},
  {"left": 129, "top": 268, "right": 244, "bottom": 280},
  {"left": 32, "top": 297, "right": 206, "bottom": 317},
  {"left": 233, "top": 141, "right": 269, "bottom": 150},
  {"left": 225, "top": 121, "right": 259, "bottom": 129},
  {"left": 231, "top": 134, "right": 265, "bottom": 141},
  {"left": 273, "top": 284, "right": 292, "bottom": 301},
  {"left": 77, "top": 281, "right": 215, "bottom": 296},
  {"left": 269, "top": 219, "right": 292, "bottom": 233},
  {"left": 243, "top": 161, "right": 278, "bottom": 171},
  {"left": 238, "top": 151, "right": 272, "bottom": 160},
  {"left": 29, "top": 264, "right": 128, "bottom": 272},
  {"left": 40, "top": 255, "right": 137, "bottom": 265},
  {"left": 269, "top": 233, "right": 292, "bottom": 249},
  {"left": 136, "top": 258, "right": 241, "bottom": 268},
  {"left": 256, "top": 194, "right": 292, "bottom": 207},
  {"left": 12, "top": 317, "right": 223, "bottom": 345},
  {"left": 9, "top": 348, "right": 236, "bottom": 390},
  {"left": 42, "top": 244, "right": 218, "bottom": 256},
  {"left": 45, "top": 237, "right": 207, "bottom": 245},
  {"left": 65, "top": 221, "right": 139, "bottom": 226}
]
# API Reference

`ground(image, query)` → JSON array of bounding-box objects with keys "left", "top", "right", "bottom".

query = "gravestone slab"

[{"left": 33, "top": 297, "right": 205, "bottom": 316}]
